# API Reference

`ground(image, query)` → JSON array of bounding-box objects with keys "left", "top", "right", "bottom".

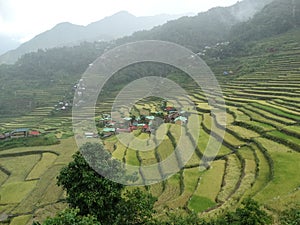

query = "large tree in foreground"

[{"left": 56, "top": 142, "right": 156, "bottom": 225}]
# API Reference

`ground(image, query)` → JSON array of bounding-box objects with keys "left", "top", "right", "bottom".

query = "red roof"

[
  {"left": 130, "top": 126, "right": 138, "bottom": 131},
  {"left": 29, "top": 131, "right": 40, "bottom": 136}
]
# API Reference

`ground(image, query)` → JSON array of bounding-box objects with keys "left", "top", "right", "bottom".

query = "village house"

[{"left": 10, "top": 128, "right": 29, "bottom": 138}]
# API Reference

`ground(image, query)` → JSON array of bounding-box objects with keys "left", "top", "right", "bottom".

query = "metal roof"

[{"left": 11, "top": 128, "right": 29, "bottom": 133}]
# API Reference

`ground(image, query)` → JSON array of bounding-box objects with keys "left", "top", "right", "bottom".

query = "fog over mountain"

[
  {"left": 0, "top": 0, "right": 275, "bottom": 64},
  {"left": 0, "top": 34, "right": 20, "bottom": 55},
  {"left": 0, "top": 11, "right": 192, "bottom": 64}
]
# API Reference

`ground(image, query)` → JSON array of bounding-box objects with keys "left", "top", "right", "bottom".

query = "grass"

[
  {"left": 282, "top": 125, "right": 300, "bottom": 138},
  {"left": 202, "top": 114, "right": 244, "bottom": 148},
  {"left": 139, "top": 149, "right": 157, "bottom": 166},
  {"left": 156, "top": 173, "right": 181, "bottom": 207},
  {"left": 156, "top": 139, "right": 175, "bottom": 161},
  {"left": 112, "top": 141, "right": 127, "bottom": 160},
  {"left": 188, "top": 195, "right": 216, "bottom": 213},
  {"left": 125, "top": 149, "right": 140, "bottom": 166},
  {"left": 149, "top": 182, "right": 164, "bottom": 197},
  {"left": 197, "top": 127, "right": 232, "bottom": 157},
  {"left": 254, "top": 138, "right": 300, "bottom": 210},
  {"left": 217, "top": 154, "right": 242, "bottom": 202},
  {"left": 188, "top": 160, "right": 225, "bottom": 212},
  {"left": 0, "top": 154, "right": 41, "bottom": 184},
  {"left": 164, "top": 168, "right": 202, "bottom": 209},
  {"left": 250, "top": 144, "right": 271, "bottom": 196},
  {"left": 250, "top": 102, "right": 300, "bottom": 121},
  {"left": 227, "top": 125, "right": 260, "bottom": 139},
  {"left": 0, "top": 170, "right": 8, "bottom": 185},
  {"left": 26, "top": 153, "right": 58, "bottom": 180},
  {"left": 9, "top": 214, "right": 32, "bottom": 225},
  {"left": 0, "top": 180, "right": 38, "bottom": 204},
  {"left": 267, "top": 130, "right": 300, "bottom": 146},
  {"left": 243, "top": 105, "right": 296, "bottom": 125},
  {"left": 238, "top": 147, "right": 257, "bottom": 196},
  {"left": 0, "top": 137, "right": 77, "bottom": 220}
]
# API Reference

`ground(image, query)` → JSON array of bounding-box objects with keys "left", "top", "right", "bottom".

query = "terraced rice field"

[
  {"left": 100, "top": 38, "right": 300, "bottom": 218},
  {"left": 0, "top": 138, "right": 77, "bottom": 225},
  {"left": 0, "top": 32, "right": 300, "bottom": 224}
]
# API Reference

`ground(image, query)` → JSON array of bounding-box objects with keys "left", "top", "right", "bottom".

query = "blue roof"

[{"left": 11, "top": 128, "right": 29, "bottom": 133}]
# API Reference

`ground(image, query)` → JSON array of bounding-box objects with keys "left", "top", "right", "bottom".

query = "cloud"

[
  {"left": 0, "top": 0, "right": 238, "bottom": 39},
  {"left": 0, "top": 0, "right": 15, "bottom": 22}
]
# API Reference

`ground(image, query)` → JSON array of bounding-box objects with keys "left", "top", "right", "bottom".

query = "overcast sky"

[{"left": 0, "top": 0, "right": 238, "bottom": 42}]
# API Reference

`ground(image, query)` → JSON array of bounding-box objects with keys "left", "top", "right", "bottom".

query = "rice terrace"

[{"left": 0, "top": 0, "right": 300, "bottom": 224}]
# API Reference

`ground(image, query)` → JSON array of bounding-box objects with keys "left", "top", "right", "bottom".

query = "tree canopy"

[{"left": 55, "top": 143, "right": 156, "bottom": 225}]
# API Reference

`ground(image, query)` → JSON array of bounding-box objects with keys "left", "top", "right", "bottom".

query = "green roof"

[{"left": 103, "top": 128, "right": 116, "bottom": 132}]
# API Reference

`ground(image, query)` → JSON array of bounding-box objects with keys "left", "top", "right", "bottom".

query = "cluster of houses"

[
  {"left": 97, "top": 102, "right": 188, "bottom": 139},
  {"left": 196, "top": 41, "right": 230, "bottom": 57},
  {"left": 0, "top": 128, "right": 40, "bottom": 140},
  {"left": 54, "top": 101, "right": 71, "bottom": 111},
  {"left": 98, "top": 114, "right": 155, "bottom": 138}
]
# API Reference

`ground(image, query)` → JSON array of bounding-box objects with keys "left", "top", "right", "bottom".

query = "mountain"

[
  {"left": 231, "top": 0, "right": 300, "bottom": 42},
  {"left": 0, "top": 11, "right": 190, "bottom": 64},
  {"left": 116, "top": 0, "right": 274, "bottom": 52},
  {"left": 0, "top": 0, "right": 299, "bottom": 116},
  {"left": 0, "top": 34, "right": 20, "bottom": 55}
]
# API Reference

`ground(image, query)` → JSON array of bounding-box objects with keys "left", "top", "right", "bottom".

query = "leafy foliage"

[
  {"left": 56, "top": 143, "right": 156, "bottom": 225},
  {"left": 115, "top": 189, "right": 157, "bottom": 225},
  {"left": 280, "top": 206, "right": 300, "bottom": 225},
  {"left": 34, "top": 208, "right": 101, "bottom": 225},
  {"left": 57, "top": 144, "right": 124, "bottom": 222},
  {"left": 214, "top": 198, "right": 272, "bottom": 225},
  {"left": 154, "top": 198, "right": 272, "bottom": 225}
]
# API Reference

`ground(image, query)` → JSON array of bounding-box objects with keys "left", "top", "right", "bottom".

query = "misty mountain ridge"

[
  {"left": 116, "top": 0, "right": 275, "bottom": 52},
  {"left": 0, "top": 34, "right": 20, "bottom": 55},
  {"left": 0, "top": 11, "right": 191, "bottom": 64},
  {"left": 0, "top": 0, "right": 277, "bottom": 65}
]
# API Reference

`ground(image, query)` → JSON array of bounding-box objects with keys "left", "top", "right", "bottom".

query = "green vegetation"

[
  {"left": 188, "top": 196, "right": 215, "bottom": 213},
  {"left": 34, "top": 208, "right": 100, "bottom": 225},
  {"left": 0, "top": 134, "right": 59, "bottom": 151},
  {"left": 49, "top": 143, "right": 156, "bottom": 225},
  {"left": 0, "top": 0, "right": 299, "bottom": 224}
]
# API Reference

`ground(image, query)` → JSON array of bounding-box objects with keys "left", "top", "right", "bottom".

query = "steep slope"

[
  {"left": 231, "top": 0, "right": 300, "bottom": 42},
  {"left": 117, "top": 0, "right": 274, "bottom": 52},
  {"left": 0, "top": 11, "right": 186, "bottom": 64}
]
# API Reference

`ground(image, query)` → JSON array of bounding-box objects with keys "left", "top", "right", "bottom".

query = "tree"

[
  {"left": 115, "top": 189, "right": 157, "bottom": 225},
  {"left": 57, "top": 143, "right": 125, "bottom": 222},
  {"left": 156, "top": 213, "right": 208, "bottom": 225},
  {"left": 235, "top": 198, "right": 272, "bottom": 225},
  {"left": 280, "top": 206, "right": 300, "bottom": 225},
  {"left": 56, "top": 143, "right": 155, "bottom": 225},
  {"left": 214, "top": 198, "right": 272, "bottom": 225},
  {"left": 33, "top": 208, "right": 101, "bottom": 225}
]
